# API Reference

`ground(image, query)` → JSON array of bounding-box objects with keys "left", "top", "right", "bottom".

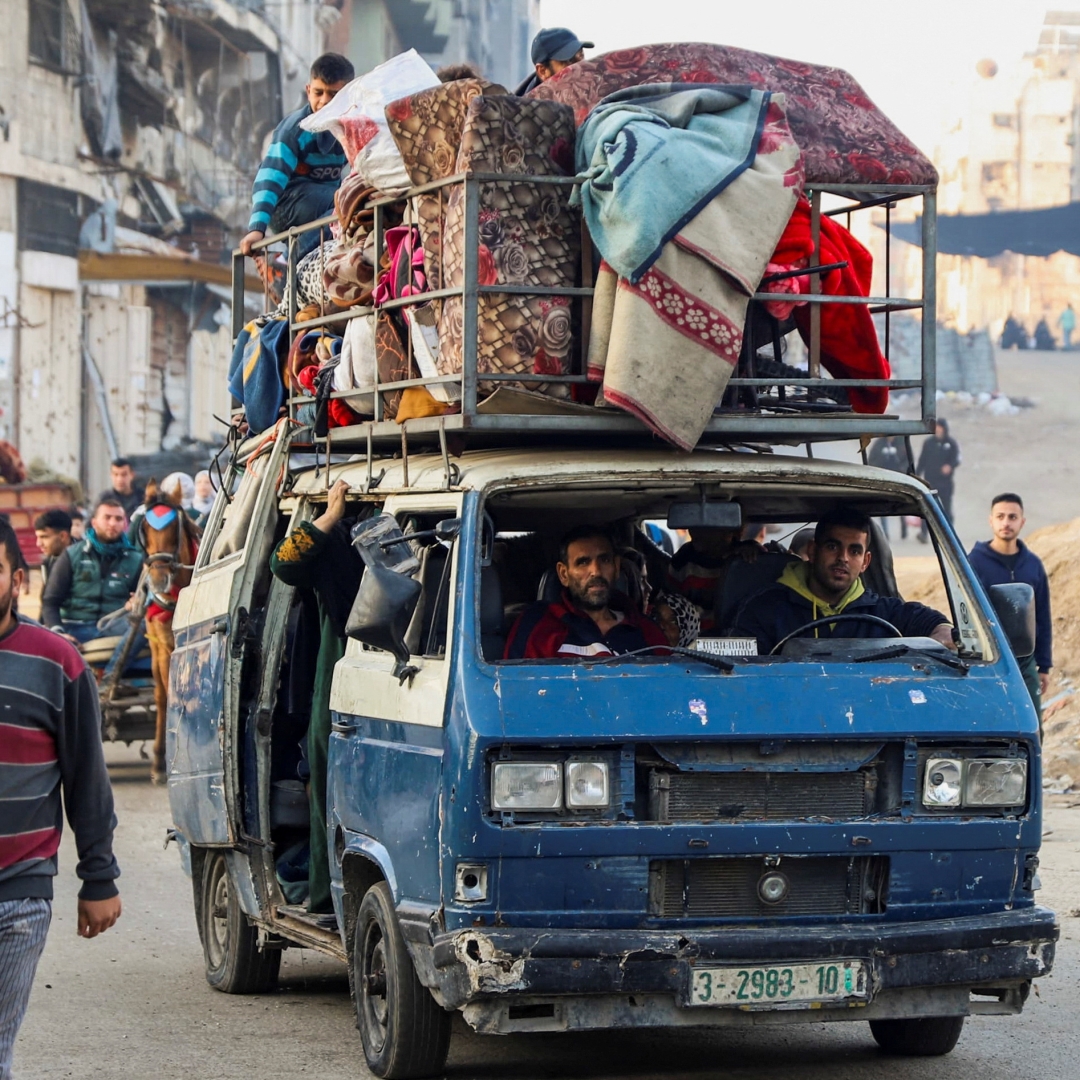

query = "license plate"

[{"left": 687, "top": 960, "right": 870, "bottom": 1008}]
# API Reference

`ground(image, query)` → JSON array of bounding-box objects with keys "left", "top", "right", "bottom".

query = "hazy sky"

[{"left": 538, "top": 1, "right": 1075, "bottom": 155}]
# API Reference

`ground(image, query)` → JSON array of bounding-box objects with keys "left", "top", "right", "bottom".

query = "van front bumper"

[{"left": 409, "top": 907, "right": 1057, "bottom": 1016}]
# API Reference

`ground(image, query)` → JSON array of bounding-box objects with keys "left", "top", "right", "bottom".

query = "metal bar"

[
  {"left": 760, "top": 260, "right": 848, "bottom": 284},
  {"left": 462, "top": 175, "right": 480, "bottom": 419},
  {"left": 885, "top": 200, "right": 891, "bottom": 364},
  {"left": 238, "top": 214, "right": 337, "bottom": 254},
  {"left": 807, "top": 183, "right": 934, "bottom": 195},
  {"left": 286, "top": 234, "right": 298, "bottom": 423},
  {"left": 477, "top": 284, "right": 596, "bottom": 297},
  {"left": 824, "top": 193, "right": 901, "bottom": 217},
  {"left": 921, "top": 188, "right": 937, "bottom": 428},
  {"left": 231, "top": 250, "right": 244, "bottom": 339},
  {"left": 869, "top": 302, "right": 923, "bottom": 315},
  {"left": 373, "top": 200, "right": 383, "bottom": 421},
  {"left": 749, "top": 294, "right": 923, "bottom": 307},
  {"left": 290, "top": 306, "right": 374, "bottom": 332},
  {"left": 400, "top": 424, "right": 409, "bottom": 489},
  {"left": 809, "top": 190, "right": 821, "bottom": 380},
  {"left": 728, "top": 378, "right": 922, "bottom": 388},
  {"left": 439, "top": 419, "right": 451, "bottom": 490}
]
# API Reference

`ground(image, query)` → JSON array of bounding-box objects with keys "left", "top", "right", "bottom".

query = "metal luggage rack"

[{"left": 231, "top": 173, "right": 936, "bottom": 458}]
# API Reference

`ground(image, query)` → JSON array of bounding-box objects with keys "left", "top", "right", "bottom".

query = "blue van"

[{"left": 167, "top": 433, "right": 1056, "bottom": 1078}]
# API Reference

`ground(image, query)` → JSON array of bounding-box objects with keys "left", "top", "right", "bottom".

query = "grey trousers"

[{"left": 0, "top": 898, "right": 51, "bottom": 1080}]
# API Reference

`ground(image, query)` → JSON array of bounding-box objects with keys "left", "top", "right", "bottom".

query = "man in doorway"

[
  {"left": 34, "top": 509, "right": 73, "bottom": 588},
  {"left": 515, "top": 28, "right": 594, "bottom": 95},
  {"left": 505, "top": 526, "right": 668, "bottom": 658},
  {"left": 40, "top": 498, "right": 143, "bottom": 644},
  {"left": 917, "top": 419, "right": 960, "bottom": 535},
  {"left": 0, "top": 518, "right": 122, "bottom": 1080},
  {"left": 968, "top": 493, "right": 1052, "bottom": 716},
  {"left": 97, "top": 459, "right": 144, "bottom": 521},
  {"left": 731, "top": 506, "right": 954, "bottom": 655}
]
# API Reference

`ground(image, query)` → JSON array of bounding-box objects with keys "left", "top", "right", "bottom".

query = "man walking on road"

[
  {"left": 0, "top": 518, "right": 121, "bottom": 1080},
  {"left": 96, "top": 459, "right": 144, "bottom": 522},
  {"left": 917, "top": 419, "right": 961, "bottom": 536},
  {"left": 968, "top": 493, "right": 1052, "bottom": 718}
]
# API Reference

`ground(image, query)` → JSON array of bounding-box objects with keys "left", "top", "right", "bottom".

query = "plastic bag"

[{"left": 300, "top": 50, "right": 439, "bottom": 191}]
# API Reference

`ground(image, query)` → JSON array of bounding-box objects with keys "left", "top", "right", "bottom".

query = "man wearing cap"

[{"left": 516, "top": 27, "right": 594, "bottom": 95}]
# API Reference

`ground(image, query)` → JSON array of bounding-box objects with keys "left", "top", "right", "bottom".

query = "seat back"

[
  {"left": 716, "top": 551, "right": 799, "bottom": 632},
  {"left": 480, "top": 564, "right": 505, "bottom": 660}
]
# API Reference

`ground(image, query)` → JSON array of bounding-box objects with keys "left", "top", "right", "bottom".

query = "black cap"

[{"left": 531, "top": 27, "right": 594, "bottom": 65}]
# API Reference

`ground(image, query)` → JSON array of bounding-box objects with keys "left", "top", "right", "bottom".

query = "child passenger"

[{"left": 240, "top": 53, "right": 355, "bottom": 259}]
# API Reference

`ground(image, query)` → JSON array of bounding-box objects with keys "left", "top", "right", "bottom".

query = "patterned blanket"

[
  {"left": 588, "top": 94, "right": 802, "bottom": 450},
  {"left": 530, "top": 42, "right": 936, "bottom": 187}
]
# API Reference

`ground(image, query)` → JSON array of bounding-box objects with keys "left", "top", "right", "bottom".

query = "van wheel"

[
  {"left": 870, "top": 1015, "right": 965, "bottom": 1056},
  {"left": 353, "top": 882, "right": 451, "bottom": 1079},
  {"left": 199, "top": 850, "right": 280, "bottom": 994}
]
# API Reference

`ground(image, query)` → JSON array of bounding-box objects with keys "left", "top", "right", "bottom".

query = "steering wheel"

[{"left": 769, "top": 613, "right": 903, "bottom": 656}]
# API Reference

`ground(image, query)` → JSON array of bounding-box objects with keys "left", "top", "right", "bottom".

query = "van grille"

[
  {"left": 648, "top": 769, "right": 871, "bottom": 822},
  {"left": 649, "top": 856, "right": 888, "bottom": 918}
]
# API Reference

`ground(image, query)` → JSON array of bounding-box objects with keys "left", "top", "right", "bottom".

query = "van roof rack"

[{"left": 233, "top": 176, "right": 937, "bottom": 463}]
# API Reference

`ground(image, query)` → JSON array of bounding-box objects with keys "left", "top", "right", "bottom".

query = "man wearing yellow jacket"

[{"left": 731, "top": 506, "right": 954, "bottom": 655}]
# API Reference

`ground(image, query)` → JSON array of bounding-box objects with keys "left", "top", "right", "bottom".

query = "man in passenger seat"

[
  {"left": 269, "top": 479, "right": 363, "bottom": 918},
  {"left": 730, "top": 506, "right": 955, "bottom": 655},
  {"left": 504, "top": 526, "right": 669, "bottom": 659}
]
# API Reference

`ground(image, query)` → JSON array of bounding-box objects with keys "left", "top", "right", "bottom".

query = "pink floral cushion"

[{"left": 529, "top": 43, "right": 936, "bottom": 187}]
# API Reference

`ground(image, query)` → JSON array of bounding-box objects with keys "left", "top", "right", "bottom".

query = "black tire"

[
  {"left": 199, "top": 850, "right": 280, "bottom": 994},
  {"left": 353, "top": 882, "right": 451, "bottom": 1079},
  {"left": 870, "top": 1015, "right": 965, "bottom": 1056}
]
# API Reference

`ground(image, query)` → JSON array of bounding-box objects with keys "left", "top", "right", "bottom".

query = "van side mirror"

[
  {"left": 668, "top": 501, "right": 741, "bottom": 531},
  {"left": 988, "top": 582, "right": 1036, "bottom": 658}
]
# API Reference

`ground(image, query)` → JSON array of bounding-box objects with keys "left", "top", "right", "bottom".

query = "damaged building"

[{"left": 0, "top": 0, "right": 532, "bottom": 497}]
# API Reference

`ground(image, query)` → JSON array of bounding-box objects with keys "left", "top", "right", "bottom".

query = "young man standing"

[
  {"left": 968, "top": 493, "right": 1052, "bottom": 715},
  {"left": 33, "top": 510, "right": 73, "bottom": 588},
  {"left": 96, "top": 459, "right": 144, "bottom": 521},
  {"left": 0, "top": 519, "right": 121, "bottom": 1080},
  {"left": 515, "top": 28, "right": 594, "bottom": 95},
  {"left": 240, "top": 53, "right": 355, "bottom": 260}
]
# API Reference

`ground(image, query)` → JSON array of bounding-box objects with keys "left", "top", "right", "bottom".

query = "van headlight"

[
  {"left": 923, "top": 759, "right": 962, "bottom": 807},
  {"left": 923, "top": 757, "right": 1027, "bottom": 808},
  {"left": 964, "top": 759, "right": 1027, "bottom": 807},
  {"left": 491, "top": 762, "right": 562, "bottom": 810},
  {"left": 566, "top": 761, "right": 609, "bottom": 808}
]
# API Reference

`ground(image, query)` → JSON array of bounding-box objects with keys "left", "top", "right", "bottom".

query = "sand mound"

[{"left": 896, "top": 521, "right": 1080, "bottom": 785}]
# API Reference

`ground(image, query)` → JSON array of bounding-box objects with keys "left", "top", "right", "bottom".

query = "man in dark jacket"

[
  {"left": 917, "top": 419, "right": 961, "bottom": 528},
  {"left": 34, "top": 508, "right": 73, "bottom": 588},
  {"left": 867, "top": 436, "right": 911, "bottom": 539},
  {"left": 40, "top": 498, "right": 143, "bottom": 643},
  {"left": 505, "top": 526, "right": 668, "bottom": 658},
  {"left": 968, "top": 493, "right": 1052, "bottom": 714},
  {"left": 96, "top": 458, "right": 144, "bottom": 521},
  {"left": 731, "top": 506, "right": 954, "bottom": 655}
]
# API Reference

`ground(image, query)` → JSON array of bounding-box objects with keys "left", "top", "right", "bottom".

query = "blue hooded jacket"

[{"left": 968, "top": 540, "right": 1052, "bottom": 672}]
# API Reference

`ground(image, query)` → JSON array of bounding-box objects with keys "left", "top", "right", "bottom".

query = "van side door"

[
  {"left": 328, "top": 492, "right": 463, "bottom": 903},
  {"left": 166, "top": 424, "right": 292, "bottom": 846}
]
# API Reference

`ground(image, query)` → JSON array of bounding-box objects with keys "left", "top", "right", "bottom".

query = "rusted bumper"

[{"left": 413, "top": 907, "right": 1057, "bottom": 1013}]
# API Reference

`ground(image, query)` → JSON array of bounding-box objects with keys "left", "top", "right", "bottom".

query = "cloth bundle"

[
  {"left": 582, "top": 86, "right": 803, "bottom": 450},
  {"left": 437, "top": 94, "right": 580, "bottom": 397},
  {"left": 227, "top": 317, "right": 290, "bottom": 433},
  {"left": 529, "top": 42, "right": 937, "bottom": 187}
]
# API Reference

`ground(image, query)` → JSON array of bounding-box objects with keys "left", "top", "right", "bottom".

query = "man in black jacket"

[
  {"left": 917, "top": 419, "right": 961, "bottom": 530},
  {"left": 731, "top": 506, "right": 954, "bottom": 655}
]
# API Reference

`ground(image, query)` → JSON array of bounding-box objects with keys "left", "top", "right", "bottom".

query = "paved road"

[{"left": 14, "top": 744, "right": 1080, "bottom": 1079}]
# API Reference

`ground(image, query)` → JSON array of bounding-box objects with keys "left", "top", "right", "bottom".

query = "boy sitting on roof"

[{"left": 240, "top": 53, "right": 355, "bottom": 260}]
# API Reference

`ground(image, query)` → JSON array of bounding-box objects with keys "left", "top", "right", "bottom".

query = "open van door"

[{"left": 166, "top": 422, "right": 293, "bottom": 846}]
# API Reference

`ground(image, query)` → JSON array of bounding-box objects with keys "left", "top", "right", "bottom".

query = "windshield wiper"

[
  {"left": 853, "top": 643, "right": 969, "bottom": 674},
  {"left": 586, "top": 646, "right": 735, "bottom": 672}
]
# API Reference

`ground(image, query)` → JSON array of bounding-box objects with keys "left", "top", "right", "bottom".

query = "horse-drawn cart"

[{"left": 90, "top": 600, "right": 159, "bottom": 746}]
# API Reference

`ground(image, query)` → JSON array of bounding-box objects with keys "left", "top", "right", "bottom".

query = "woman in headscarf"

[{"left": 192, "top": 470, "right": 216, "bottom": 518}]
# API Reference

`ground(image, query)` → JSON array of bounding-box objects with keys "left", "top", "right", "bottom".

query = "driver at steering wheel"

[{"left": 729, "top": 506, "right": 954, "bottom": 654}]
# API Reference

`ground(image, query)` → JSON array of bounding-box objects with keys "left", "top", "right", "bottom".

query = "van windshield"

[{"left": 479, "top": 479, "right": 992, "bottom": 665}]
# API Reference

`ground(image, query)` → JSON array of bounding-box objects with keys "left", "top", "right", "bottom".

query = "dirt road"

[{"left": 12, "top": 744, "right": 1080, "bottom": 1080}]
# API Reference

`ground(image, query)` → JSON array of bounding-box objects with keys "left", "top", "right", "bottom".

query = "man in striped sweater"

[
  {"left": 240, "top": 53, "right": 355, "bottom": 260},
  {"left": 0, "top": 520, "right": 121, "bottom": 1079}
]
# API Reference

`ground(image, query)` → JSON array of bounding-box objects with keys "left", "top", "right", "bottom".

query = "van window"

[
  {"left": 204, "top": 460, "right": 264, "bottom": 565},
  {"left": 480, "top": 481, "right": 992, "bottom": 663},
  {"left": 399, "top": 512, "right": 456, "bottom": 659}
]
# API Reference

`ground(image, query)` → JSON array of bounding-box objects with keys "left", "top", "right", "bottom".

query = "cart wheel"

[
  {"left": 353, "top": 881, "right": 451, "bottom": 1079},
  {"left": 199, "top": 850, "right": 280, "bottom": 994},
  {"left": 870, "top": 1015, "right": 965, "bottom": 1056}
]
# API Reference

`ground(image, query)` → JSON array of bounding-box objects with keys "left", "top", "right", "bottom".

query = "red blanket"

[{"left": 772, "top": 198, "right": 889, "bottom": 413}]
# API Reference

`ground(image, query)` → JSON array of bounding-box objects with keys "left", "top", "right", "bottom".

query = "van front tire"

[
  {"left": 199, "top": 850, "right": 280, "bottom": 993},
  {"left": 353, "top": 882, "right": 451, "bottom": 1079},
  {"left": 870, "top": 1015, "right": 965, "bottom": 1056}
]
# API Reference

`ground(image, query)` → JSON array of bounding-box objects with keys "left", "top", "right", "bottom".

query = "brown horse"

[{"left": 138, "top": 479, "right": 201, "bottom": 782}]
